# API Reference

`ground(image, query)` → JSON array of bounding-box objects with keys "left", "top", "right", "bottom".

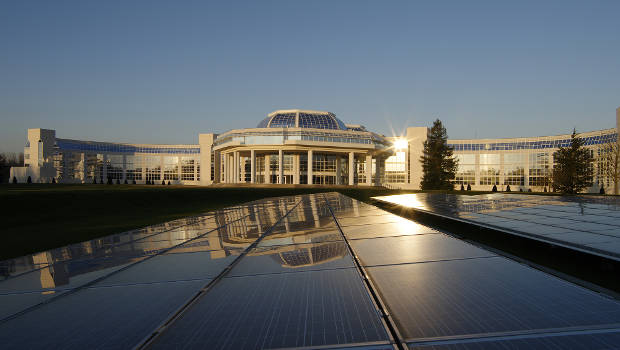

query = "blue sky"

[{"left": 1, "top": 0, "right": 619, "bottom": 152}]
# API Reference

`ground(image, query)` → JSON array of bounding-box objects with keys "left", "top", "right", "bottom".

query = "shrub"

[
  {"left": 161, "top": 180, "right": 165, "bottom": 185},
  {"left": 12, "top": 176, "right": 17, "bottom": 184},
  {"left": 460, "top": 184, "right": 464, "bottom": 191},
  {"left": 167, "top": 181, "right": 171, "bottom": 185},
  {"left": 492, "top": 185, "right": 497, "bottom": 192},
  {"left": 528, "top": 188, "right": 532, "bottom": 192},
  {"left": 52, "top": 178, "right": 56, "bottom": 184},
  {"left": 466, "top": 184, "right": 471, "bottom": 191},
  {"left": 27, "top": 176, "right": 32, "bottom": 184},
  {"left": 506, "top": 185, "right": 511, "bottom": 192},
  {"left": 600, "top": 186, "right": 605, "bottom": 194}
]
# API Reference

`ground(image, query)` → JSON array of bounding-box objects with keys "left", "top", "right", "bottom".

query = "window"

[
  {"left": 269, "top": 113, "right": 296, "bottom": 128},
  {"left": 164, "top": 157, "right": 179, "bottom": 180},
  {"left": 385, "top": 151, "right": 406, "bottom": 183},
  {"left": 313, "top": 154, "right": 336, "bottom": 172},
  {"left": 108, "top": 155, "right": 123, "bottom": 180},
  {"left": 504, "top": 153, "right": 526, "bottom": 186},
  {"left": 180, "top": 157, "right": 196, "bottom": 181},
  {"left": 126, "top": 155, "right": 142, "bottom": 180}
]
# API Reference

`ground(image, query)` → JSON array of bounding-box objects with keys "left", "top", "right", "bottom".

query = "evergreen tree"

[
  {"left": 420, "top": 119, "right": 458, "bottom": 190},
  {"left": 552, "top": 130, "right": 593, "bottom": 194},
  {"left": 27, "top": 176, "right": 32, "bottom": 184},
  {"left": 466, "top": 184, "right": 471, "bottom": 191}
]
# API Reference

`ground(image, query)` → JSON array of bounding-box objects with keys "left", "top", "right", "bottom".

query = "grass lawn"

[{"left": 1, "top": 184, "right": 413, "bottom": 260}]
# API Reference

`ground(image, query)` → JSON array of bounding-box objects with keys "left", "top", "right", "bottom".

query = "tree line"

[
  {"left": 0, "top": 153, "right": 24, "bottom": 183},
  {"left": 419, "top": 119, "right": 618, "bottom": 195}
]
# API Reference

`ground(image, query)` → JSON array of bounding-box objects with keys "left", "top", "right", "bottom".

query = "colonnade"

[{"left": 218, "top": 149, "right": 374, "bottom": 186}]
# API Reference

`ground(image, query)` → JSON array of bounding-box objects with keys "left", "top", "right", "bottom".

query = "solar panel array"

[
  {"left": 374, "top": 193, "right": 620, "bottom": 261},
  {"left": 1, "top": 192, "right": 619, "bottom": 349}
]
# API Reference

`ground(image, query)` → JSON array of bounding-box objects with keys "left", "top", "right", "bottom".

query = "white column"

[
  {"left": 336, "top": 155, "right": 341, "bottom": 185},
  {"left": 374, "top": 158, "right": 381, "bottom": 185},
  {"left": 141, "top": 157, "right": 146, "bottom": 183},
  {"left": 278, "top": 150, "right": 284, "bottom": 184},
  {"left": 250, "top": 149, "right": 255, "bottom": 184},
  {"left": 81, "top": 153, "right": 87, "bottom": 183},
  {"left": 222, "top": 153, "right": 228, "bottom": 183},
  {"left": 177, "top": 157, "right": 181, "bottom": 183},
  {"left": 348, "top": 152, "right": 355, "bottom": 186},
  {"left": 293, "top": 154, "right": 300, "bottom": 184},
  {"left": 234, "top": 151, "right": 239, "bottom": 183},
  {"left": 160, "top": 156, "right": 164, "bottom": 183},
  {"left": 264, "top": 155, "right": 270, "bottom": 184},
  {"left": 122, "top": 154, "right": 127, "bottom": 183},
  {"left": 102, "top": 154, "right": 108, "bottom": 181},
  {"left": 366, "top": 154, "right": 372, "bottom": 186},
  {"left": 308, "top": 150, "right": 313, "bottom": 185}
]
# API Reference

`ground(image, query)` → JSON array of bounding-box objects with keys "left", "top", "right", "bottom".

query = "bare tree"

[
  {"left": 0, "top": 152, "right": 25, "bottom": 183},
  {"left": 599, "top": 142, "right": 620, "bottom": 195}
]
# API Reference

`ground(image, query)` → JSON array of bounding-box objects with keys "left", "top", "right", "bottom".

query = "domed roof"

[{"left": 257, "top": 109, "right": 347, "bottom": 130}]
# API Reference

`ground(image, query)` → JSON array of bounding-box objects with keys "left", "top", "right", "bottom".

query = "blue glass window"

[
  {"left": 257, "top": 117, "right": 271, "bottom": 128},
  {"left": 269, "top": 113, "right": 296, "bottom": 128},
  {"left": 298, "top": 113, "right": 344, "bottom": 130}
]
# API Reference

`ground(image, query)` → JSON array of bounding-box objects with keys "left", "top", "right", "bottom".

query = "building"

[{"left": 9, "top": 107, "right": 620, "bottom": 192}]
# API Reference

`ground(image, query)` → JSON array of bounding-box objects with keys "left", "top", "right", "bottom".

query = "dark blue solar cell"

[{"left": 149, "top": 268, "right": 389, "bottom": 349}]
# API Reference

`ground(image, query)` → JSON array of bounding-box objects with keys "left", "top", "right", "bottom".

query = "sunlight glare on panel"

[{"left": 373, "top": 194, "right": 427, "bottom": 210}]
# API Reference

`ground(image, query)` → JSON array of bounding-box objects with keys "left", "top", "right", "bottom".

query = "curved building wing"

[{"left": 9, "top": 107, "right": 620, "bottom": 193}]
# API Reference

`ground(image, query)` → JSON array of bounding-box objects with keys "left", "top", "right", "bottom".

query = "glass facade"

[
  {"left": 385, "top": 151, "right": 406, "bottom": 183},
  {"left": 298, "top": 113, "right": 346, "bottom": 130},
  {"left": 214, "top": 130, "right": 375, "bottom": 147},
  {"left": 454, "top": 154, "right": 475, "bottom": 185},
  {"left": 268, "top": 113, "right": 296, "bottom": 128},
  {"left": 56, "top": 139, "right": 199, "bottom": 154},
  {"left": 449, "top": 132, "right": 617, "bottom": 151}
]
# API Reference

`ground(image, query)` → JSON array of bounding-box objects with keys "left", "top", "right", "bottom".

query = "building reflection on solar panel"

[{"left": 1, "top": 192, "right": 619, "bottom": 350}]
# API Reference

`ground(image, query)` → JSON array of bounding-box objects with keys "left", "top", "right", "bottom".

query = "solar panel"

[
  {"left": 366, "top": 257, "right": 620, "bottom": 341},
  {"left": 230, "top": 242, "right": 355, "bottom": 276},
  {"left": 2, "top": 192, "right": 620, "bottom": 350},
  {"left": 0, "top": 280, "right": 207, "bottom": 349},
  {"left": 373, "top": 193, "right": 620, "bottom": 260},
  {"left": 407, "top": 330, "right": 620, "bottom": 349},
  {"left": 148, "top": 269, "right": 390, "bottom": 349},
  {"left": 350, "top": 235, "right": 496, "bottom": 266}
]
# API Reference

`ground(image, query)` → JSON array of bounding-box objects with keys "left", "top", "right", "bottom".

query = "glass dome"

[{"left": 257, "top": 110, "right": 348, "bottom": 130}]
